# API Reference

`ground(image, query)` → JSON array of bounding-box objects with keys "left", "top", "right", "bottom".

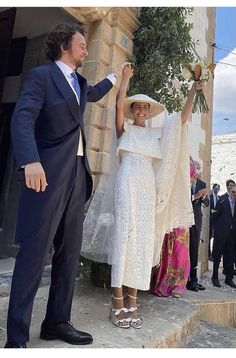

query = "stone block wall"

[{"left": 64, "top": 7, "right": 140, "bottom": 186}]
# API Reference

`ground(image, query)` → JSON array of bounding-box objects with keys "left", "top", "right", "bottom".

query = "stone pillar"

[
  {"left": 64, "top": 7, "right": 140, "bottom": 188},
  {"left": 199, "top": 7, "right": 216, "bottom": 274}
]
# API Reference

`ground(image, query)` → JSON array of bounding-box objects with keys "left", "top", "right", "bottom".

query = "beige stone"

[
  {"left": 111, "top": 27, "right": 133, "bottom": 56},
  {"left": 197, "top": 301, "right": 236, "bottom": 327},
  {"left": 86, "top": 149, "right": 110, "bottom": 174},
  {"left": 63, "top": 7, "right": 112, "bottom": 23},
  {"left": 198, "top": 7, "right": 215, "bottom": 275}
]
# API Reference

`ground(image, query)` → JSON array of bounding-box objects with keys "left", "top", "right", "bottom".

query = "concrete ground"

[{"left": 0, "top": 259, "right": 236, "bottom": 348}]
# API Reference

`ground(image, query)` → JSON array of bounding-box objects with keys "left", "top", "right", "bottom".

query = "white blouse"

[{"left": 117, "top": 122, "right": 162, "bottom": 159}]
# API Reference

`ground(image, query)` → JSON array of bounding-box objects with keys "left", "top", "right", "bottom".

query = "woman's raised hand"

[
  {"left": 193, "top": 79, "right": 205, "bottom": 92},
  {"left": 115, "top": 62, "right": 131, "bottom": 78}
]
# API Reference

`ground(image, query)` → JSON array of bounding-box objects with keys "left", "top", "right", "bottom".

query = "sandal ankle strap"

[
  {"left": 112, "top": 295, "right": 124, "bottom": 300},
  {"left": 127, "top": 293, "right": 137, "bottom": 300}
]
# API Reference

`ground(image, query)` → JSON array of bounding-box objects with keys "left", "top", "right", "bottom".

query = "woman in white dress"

[
  {"left": 81, "top": 64, "right": 205, "bottom": 329},
  {"left": 110, "top": 64, "right": 204, "bottom": 329}
]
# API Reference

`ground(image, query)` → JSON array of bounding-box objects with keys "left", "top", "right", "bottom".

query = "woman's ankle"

[
  {"left": 112, "top": 295, "right": 124, "bottom": 309},
  {"left": 125, "top": 293, "right": 137, "bottom": 308}
]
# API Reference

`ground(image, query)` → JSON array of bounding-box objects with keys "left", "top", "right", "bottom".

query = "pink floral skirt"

[{"left": 150, "top": 228, "right": 190, "bottom": 297}]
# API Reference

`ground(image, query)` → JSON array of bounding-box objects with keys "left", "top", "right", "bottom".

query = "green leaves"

[{"left": 129, "top": 7, "right": 196, "bottom": 113}]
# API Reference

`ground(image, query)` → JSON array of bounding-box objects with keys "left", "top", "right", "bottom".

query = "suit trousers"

[
  {"left": 208, "top": 217, "right": 214, "bottom": 256},
  {"left": 189, "top": 225, "right": 201, "bottom": 285},
  {"left": 212, "top": 233, "right": 235, "bottom": 280},
  {"left": 7, "top": 157, "right": 87, "bottom": 344}
]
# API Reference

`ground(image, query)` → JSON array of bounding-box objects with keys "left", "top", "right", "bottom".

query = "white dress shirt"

[
  {"left": 228, "top": 196, "right": 235, "bottom": 217},
  {"left": 213, "top": 193, "right": 219, "bottom": 208},
  {"left": 55, "top": 60, "right": 117, "bottom": 156}
]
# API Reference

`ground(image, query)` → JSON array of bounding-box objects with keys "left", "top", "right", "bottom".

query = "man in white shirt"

[{"left": 5, "top": 22, "right": 127, "bottom": 348}]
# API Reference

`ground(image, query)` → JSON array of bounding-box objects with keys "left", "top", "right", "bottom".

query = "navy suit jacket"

[
  {"left": 213, "top": 197, "right": 236, "bottom": 238},
  {"left": 210, "top": 193, "right": 220, "bottom": 214},
  {"left": 191, "top": 178, "right": 209, "bottom": 233},
  {"left": 11, "top": 63, "right": 113, "bottom": 199},
  {"left": 220, "top": 192, "right": 229, "bottom": 201}
]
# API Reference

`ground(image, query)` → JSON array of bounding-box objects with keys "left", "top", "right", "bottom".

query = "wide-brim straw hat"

[{"left": 124, "top": 94, "right": 165, "bottom": 120}]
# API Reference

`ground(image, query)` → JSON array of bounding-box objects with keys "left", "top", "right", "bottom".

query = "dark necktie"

[
  {"left": 71, "top": 71, "right": 81, "bottom": 102},
  {"left": 230, "top": 199, "right": 235, "bottom": 216}
]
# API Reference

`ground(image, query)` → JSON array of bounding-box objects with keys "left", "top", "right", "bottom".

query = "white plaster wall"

[
  {"left": 186, "top": 7, "right": 209, "bottom": 165},
  {"left": 211, "top": 134, "right": 236, "bottom": 191}
]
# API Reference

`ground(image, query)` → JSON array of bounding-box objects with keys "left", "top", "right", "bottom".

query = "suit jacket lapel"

[
  {"left": 49, "top": 63, "right": 81, "bottom": 124},
  {"left": 77, "top": 73, "right": 87, "bottom": 114},
  {"left": 226, "top": 198, "right": 233, "bottom": 218}
]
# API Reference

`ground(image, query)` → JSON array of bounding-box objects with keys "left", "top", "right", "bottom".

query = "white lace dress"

[
  {"left": 81, "top": 114, "right": 194, "bottom": 290},
  {"left": 111, "top": 123, "right": 162, "bottom": 290}
]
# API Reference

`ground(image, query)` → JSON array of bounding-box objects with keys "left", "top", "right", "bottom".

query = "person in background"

[
  {"left": 150, "top": 163, "right": 196, "bottom": 298},
  {"left": 187, "top": 160, "right": 209, "bottom": 292},
  {"left": 211, "top": 186, "right": 236, "bottom": 288},
  {"left": 209, "top": 183, "right": 220, "bottom": 261},
  {"left": 220, "top": 179, "right": 236, "bottom": 200},
  {"left": 220, "top": 180, "right": 236, "bottom": 275}
]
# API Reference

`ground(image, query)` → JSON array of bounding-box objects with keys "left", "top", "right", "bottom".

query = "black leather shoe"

[
  {"left": 40, "top": 320, "right": 93, "bottom": 345},
  {"left": 4, "top": 342, "right": 27, "bottom": 348},
  {"left": 211, "top": 278, "right": 221, "bottom": 287},
  {"left": 225, "top": 278, "right": 236, "bottom": 288},
  {"left": 186, "top": 284, "right": 198, "bottom": 292},
  {"left": 197, "top": 283, "right": 206, "bottom": 291}
]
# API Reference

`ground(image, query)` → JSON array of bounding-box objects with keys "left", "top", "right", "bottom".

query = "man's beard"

[
  {"left": 75, "top": 59, "right": 83, "bottom": 68},
  {"left": 68, "top": 47, "right": 83, "bottom": 68}
]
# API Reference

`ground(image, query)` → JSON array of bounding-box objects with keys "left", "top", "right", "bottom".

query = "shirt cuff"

[{"left": 106, "top": 73, "right": 117, "bottom": 86}]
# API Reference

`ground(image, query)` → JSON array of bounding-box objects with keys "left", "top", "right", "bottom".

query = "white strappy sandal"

[
  {"left": 109, "top": 295, "right": 130, "bottom": 329},
  {"left": 126, "top": 294, "right": 142, "bottom": 329}
]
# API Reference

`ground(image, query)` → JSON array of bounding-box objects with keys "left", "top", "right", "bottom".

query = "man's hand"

[
  {"left": 194, "top": 188, "right": 208, "bottom": 200},
  {"left": 25, "top": 162, "right": 48, "bottom": 192},
  {"left": 114, "top": 62, "right": 131, "bottom": 78},
  {"left": 122, "top": 63, "right": 133, "bottom": 79}
]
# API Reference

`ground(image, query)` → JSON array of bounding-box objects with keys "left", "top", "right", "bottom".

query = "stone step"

[
  {"left": 183, "top": 321, "right": 236, "bottom": 348},
  {"left": 1, "top": 265, "right": 236, "bottom": 348}
]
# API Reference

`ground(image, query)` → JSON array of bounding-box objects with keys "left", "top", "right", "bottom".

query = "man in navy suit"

[
  {"left": 219, "top": 179, "right": 236, "bottom": 274},
  {"left": 5, "top": 23, "right": 126, "bottom": 348},
  {"left": 187, "top": 162, "right": 209, "bottom": 292},
  {"left": 211, "top": 186, "right": 236, "bottom": 288},
  {"left": 220, "top": 179, "right": 235, "bottom": 200},
  {"left": 208, "top": 183, "right": 220, "bottom": 260}
]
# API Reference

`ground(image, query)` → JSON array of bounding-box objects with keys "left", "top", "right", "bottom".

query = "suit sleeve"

[
  {"left": 202, "top": 196, "right": 209, "bottom": 207},
  {"left": 11, "top": 68, "right": 45, "bottom": 170},
  {"left": 200, "top": 181, "right": 210, "bottom": 207},
  {"left": 213, "top": 200, "right": 223, "bottom": 223},
  {"left": 87, "top": 78, "right": 113, "bottom": 102}
]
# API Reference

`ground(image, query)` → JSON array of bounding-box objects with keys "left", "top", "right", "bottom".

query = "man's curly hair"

[{"left": 44, "top": 23, "right": 85, "bottom": 62}]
